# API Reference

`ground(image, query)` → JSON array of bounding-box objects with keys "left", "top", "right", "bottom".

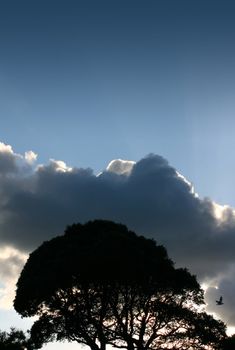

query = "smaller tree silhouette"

[
  {"left": 14, "top": 220, "right": 226, "bottom": 350},
  {"left": 0, "top": 327, "right": 34, "bottom": 350}
]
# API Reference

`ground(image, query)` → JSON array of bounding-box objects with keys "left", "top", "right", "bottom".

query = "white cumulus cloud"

[
  {"left": 25, "top": 151, "right": 37, "bottom": 164},
  {"left": 106, "top": 159, "right": 135, "bottom": 175}
]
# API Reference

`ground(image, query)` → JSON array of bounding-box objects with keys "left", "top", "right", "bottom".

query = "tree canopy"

[
  {"left": 220, "top": 334, "right": 235, "bottom": 350},
  {"left": 14, "top": 220, "right": 226, "bottom": 349}
]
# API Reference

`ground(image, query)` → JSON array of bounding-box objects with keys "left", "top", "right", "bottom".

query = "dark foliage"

[
  {"left": 0, "top": 327, "right": 35, "bottom": 350},
  {"left": 14, "top": 220, "right": 226, "bottom": 350},
  {"left": 220, "top": 334, "right": 235, "bottom": 349}
]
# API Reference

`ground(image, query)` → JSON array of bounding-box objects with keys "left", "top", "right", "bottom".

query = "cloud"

[
  {"left": 0, "top": 247, "right": 27, "bottom": 309},
  {"left": 0, "top": 142, "right": 37, "bottom": 177},
  {"left": 0, "top": 142, "right": 235, "bottom": 326},
  {"left": 25, "top": 151, "right": 37, "bottom": 164},
  {"left": 204, "top": 264, "right": 235, "bottom": 329},
  {"left": 0, "top": 142, "right": 19, "bottom": 174},
  {"left": 106, "top": 159, "right": 135, "bottom": 175}
]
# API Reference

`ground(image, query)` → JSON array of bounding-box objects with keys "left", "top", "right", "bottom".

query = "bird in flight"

[{"left": 216, "top": 296, "right": 224, "bottom": 305}]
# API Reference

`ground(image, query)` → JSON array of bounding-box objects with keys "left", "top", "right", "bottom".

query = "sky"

[{"left": 1, "top": 0, "right": 235, "bottom": 348}]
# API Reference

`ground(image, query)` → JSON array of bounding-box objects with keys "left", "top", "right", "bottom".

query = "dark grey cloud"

[
  {"left": 0, "top": 143, "right": 235, "bottom": 326},
  {"left": 0, "top": 151, "right": 231, "bottom": 274}
]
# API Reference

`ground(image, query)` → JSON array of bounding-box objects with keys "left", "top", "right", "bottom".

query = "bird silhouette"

[{"left": 216, "top": 296, "right": 224, "bottom": 305}]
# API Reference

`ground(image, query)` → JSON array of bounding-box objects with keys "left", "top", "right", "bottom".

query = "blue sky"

[
  {"left": 1, "top": 0, "right": 235, "bottom": 348},
  {"left": 1, "top": 0, "right": 235, "bottom": 204}
]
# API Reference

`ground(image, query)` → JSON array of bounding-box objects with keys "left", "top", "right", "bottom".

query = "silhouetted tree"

[
  {"left": 0, "top": 327, "right": 34, "bottom": 349},
  {"left": 14, "top": 220, "right": 226, "bottom": 350}
]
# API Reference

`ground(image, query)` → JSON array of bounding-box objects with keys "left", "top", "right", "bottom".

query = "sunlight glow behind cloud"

[
  {"left": 212, "top": 202, "right": 235, "bottom": 223},
  {"left": 106, "top": 159, "right": 136, "bottom": 175},
  {"left": 176, "top": 171, "right": 199, "bottom": 198},
  {"left": 0, "top": 247, "right": 27, "bottom": 309}
]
